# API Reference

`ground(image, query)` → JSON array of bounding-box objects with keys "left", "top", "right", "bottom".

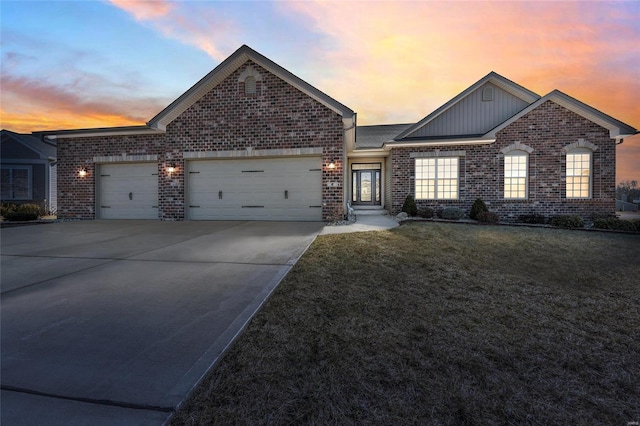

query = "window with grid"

[
  {"left": 1, "top": 166, "right": 32, "bottom": 200},
  {"left": 504, "top": 153, "right": 527, "bottom": 199},
  {"left": 566, "top": 151, "right": 591, "bottom": 198},
  {"left": 415, "top": 157, "right": 458, "bottom": 200}
]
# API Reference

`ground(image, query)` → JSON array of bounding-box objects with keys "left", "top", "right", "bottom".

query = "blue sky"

[{"left": 1, "top": 0, "right": 638, "bottom": 180}]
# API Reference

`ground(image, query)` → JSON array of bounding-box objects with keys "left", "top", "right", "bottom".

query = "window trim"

[
  {"left": 1, "top": 165, "right": 33, "bottom": 200},
  {"left": 415, "top": 157, "right": 459, "bottom": 200},
  {"left": 504, "top": 151, "right": 528, "bottom": 200},
  {"left": 565, "top": 148, "right": 592, "bottom": 199}
]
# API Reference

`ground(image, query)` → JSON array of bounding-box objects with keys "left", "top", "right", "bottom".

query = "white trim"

[
  {"left": 183, "top": 147, "right": 323, "bottom": 159},
  {"left": 387, "top": 138, "right": 495, "bottom": 148},
  {"left": 93, "top": 154, "right": 159, "bottom": 163}
]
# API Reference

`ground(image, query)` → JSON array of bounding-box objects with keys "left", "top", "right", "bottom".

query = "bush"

[
  {"left": 550, "top": 215, "right": 584, "bottom": 229},
  {"left": 518, "top": 214, "right": 547, "bottom": 224},
  {"left": 1, "top": 203, "right": 17, "bottom": 218},
  {"left": 3, "top": 203, "right": 41, "bottom": 221},
  {"left": 470, "top": 198, "right": 489, "bottom": 220},
  {"left": 439, "top": 207, "right": 465, "bottom": 220},
  {"left": 477, "top": 211, "right": 500, "bottom": 223},
  {"left": 593, "top": 217, "right": 640, "bottom": 232},
  {"left": 418, "top": 207, "right": 434, "bottom": 219},
  {"left": 401, "top": 195, "right": 418, "bottom": 217}
]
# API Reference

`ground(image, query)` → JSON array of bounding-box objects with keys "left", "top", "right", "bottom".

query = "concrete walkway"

[{"left": 320, "top": 214, "right": 399, "bottom": 235}]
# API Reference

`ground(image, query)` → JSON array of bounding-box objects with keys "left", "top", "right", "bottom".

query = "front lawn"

[{"left": 171, "top": 222, "right": 639, "bottom": 425}]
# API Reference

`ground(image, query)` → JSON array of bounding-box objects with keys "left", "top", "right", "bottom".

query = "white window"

[
  {"left": 566, "top": 150, "right": 591, "bottom": 198},
  {"left": 415, "top": 157, "right": 458, "bottom": 200},
  {"left": 1, "top": 165, "right": 32, "bottom": 200},
  {"left": 504, "top": 152, "right": 527, "bottom": 199}
]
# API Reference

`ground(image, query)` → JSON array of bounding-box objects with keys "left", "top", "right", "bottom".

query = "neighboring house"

[
  {"left": 44, "top": 45, "right": 637, "bottom": 222},
  {"left": 1, "top": 130, "right": 57, "bottom": 213}
]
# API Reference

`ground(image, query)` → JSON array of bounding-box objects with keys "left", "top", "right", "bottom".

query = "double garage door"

[{"left": 98, "top": 157, "right": 322, "bottom": 221}]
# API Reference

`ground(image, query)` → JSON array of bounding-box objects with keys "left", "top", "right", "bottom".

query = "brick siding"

[
  {"left": 391, "top": 101, "right": 616, "bottom": 222},
  {"left": 57, "top": 60, "right": 345, "bottom": 220}
]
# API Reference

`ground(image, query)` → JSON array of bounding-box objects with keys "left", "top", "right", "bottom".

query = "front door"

[{"left": 352, "top": 166, "right": 381, "bottom": 206}]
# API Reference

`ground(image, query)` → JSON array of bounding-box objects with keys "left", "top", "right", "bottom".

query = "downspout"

[{"left": 343, "top": 113, "right": 357, "bottom": 218}]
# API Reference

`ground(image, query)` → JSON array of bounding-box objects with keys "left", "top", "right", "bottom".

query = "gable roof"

[
  {"left": 486, "top": 89, "right": 638, "bottom": 140},
  {"left": 1, "top": 129, "right": 57, "bottom": 159},
  {"left": 393, "top": 72, "right": 540, "bottom": 142},
  {"left": 148, "top": 44, "right": 355, "bottom": 131},
  {"left": 41, "top": 45, "right": 355, "bottom": 138}
]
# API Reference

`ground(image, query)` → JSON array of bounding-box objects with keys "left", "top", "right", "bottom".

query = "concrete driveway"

[{"left": 1, "top": 220, "right": 323, "bottom": 425}]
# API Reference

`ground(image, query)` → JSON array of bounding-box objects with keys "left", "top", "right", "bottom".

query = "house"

[
  {"left": 354, "top": 72, "right": 637, "bottom": 221},
  {"left": 1, "top": 130, "right": 57, "bottom": 213},
  {"left": 44, "top": 45, "right": 637, "bottom": 222}
]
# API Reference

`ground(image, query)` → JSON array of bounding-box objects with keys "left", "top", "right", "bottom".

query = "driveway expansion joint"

[{"left": 1, "top": 385, "right": 174, "bottom": 413}]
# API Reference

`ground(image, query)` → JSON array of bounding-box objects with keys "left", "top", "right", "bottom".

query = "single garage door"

[
  {"left": 98, "top": 163, "right": 158, "bottom": 219},
  {"left": 188, "top": 157, "right": 322, "bottom": 221}
]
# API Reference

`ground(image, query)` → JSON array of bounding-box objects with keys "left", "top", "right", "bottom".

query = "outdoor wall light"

[
  {"left": 78, "top": 168, "right": 87, "bottom": 178},
  {"left": 328, "top": 159, "right": 337, "bottom": 169},
  {"left": 166, "top": 165, "right": 176, "bottom": 174}
]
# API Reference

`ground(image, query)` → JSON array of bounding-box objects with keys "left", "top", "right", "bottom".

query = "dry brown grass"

[{"left": 171, "top": 222, "right": 640, "bottom": 425}]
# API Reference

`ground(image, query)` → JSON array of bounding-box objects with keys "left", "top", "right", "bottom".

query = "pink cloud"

[
  {"left": 284, "top": 1, "right": 639, "bottom": 128},
  {"left": 108, "top": 0, "right": 237, "bottom": 60},
  {"left": 0, "top": 74, "right": 166, "bottom": 131},
  {"left": 108, "top": 0, "right": 174, "bottom": 21}
]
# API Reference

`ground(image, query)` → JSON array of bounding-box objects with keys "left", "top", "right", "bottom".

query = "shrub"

[
  {"left": 3, "top": 203, "right": 40, "bottom": 221},
  {"left": 401, "top": 195, "right": 418, "bottom": 217},
  {"left": 1, "top": 203, "right": 17, "bottom": 218},
  {"left": 418, "top": 207, "right": 434, "bottom": 219},
  {"left": 477, "top": 211, "right": 500, "bottom": 223},
  {"left": 593, "top": 217, "right": 639, "bottom": 232},
  {"left": 470, "top": 198, "right": 489, "bottom": 220},
  {"left": 550, "top": 215, "right": 584, "bottom": 229},
  {"left": 518, "top": 214, "right": 547, "bottom": 224},
  {"left": 439, "top": 207, "right": 465, "bottom": 220}
]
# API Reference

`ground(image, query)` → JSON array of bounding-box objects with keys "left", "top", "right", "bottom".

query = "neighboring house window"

[
  {"left": 415, "top": 157, "right": 458, "bottom": 200},
  {"left": 504, "top": 151, "right": 528, "bottom": 199},
  {"left": 244, "top": 76, "right": 257, "bottom": 95},
  {"left": 1, "top": 165, "right": 32, "bottom": 200},
  {"left": 566, "top": 149, "right": 591, "bottom": 198}
]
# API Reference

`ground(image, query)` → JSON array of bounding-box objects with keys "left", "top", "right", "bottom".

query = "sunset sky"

[{"left": 1, "top": 1, "right": 638, "bottom": 181}]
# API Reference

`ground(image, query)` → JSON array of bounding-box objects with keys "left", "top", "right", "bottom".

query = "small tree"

[
  {"left": 470, "top": 198, "right": 488, "bottom": 220},
  {"left": 401, "top": 194, "right": 418, "bottom": 216}
]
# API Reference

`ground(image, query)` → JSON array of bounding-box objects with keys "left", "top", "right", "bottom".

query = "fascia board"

[
  {"left": 40, "top": 126, "right": 163, "bottom": 140},
  {"left": 386, "top": 138, "right": 496, "bottom": 148}
]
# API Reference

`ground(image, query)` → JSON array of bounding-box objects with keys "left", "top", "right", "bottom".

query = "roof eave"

[
  {"left": 36, "top": 125, "right": 162, "bottom": 140},
  {"left": 386, "top": 137, "right": 496, "bottom": 148}
]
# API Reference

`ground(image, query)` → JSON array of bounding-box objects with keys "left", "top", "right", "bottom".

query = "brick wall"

[
  {"left": 57, "top": 60, "right": 345, "bottom": 220},
  {"left": 391, "top": 101, "right": 616, "bottom": 222}
]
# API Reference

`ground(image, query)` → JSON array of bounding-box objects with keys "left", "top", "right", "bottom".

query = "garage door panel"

[
  {"left": 99, "top": 163, "right": 158, "bottom": 220},
  {"left": 188, "top": 157, "right": 322, "bottom": 221}
]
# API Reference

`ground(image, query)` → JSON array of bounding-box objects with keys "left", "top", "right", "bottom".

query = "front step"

[{"left": 352, "top": 207, "right": 389, "bottom": 216}]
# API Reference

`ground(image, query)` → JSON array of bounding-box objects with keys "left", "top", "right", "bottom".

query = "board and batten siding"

[{"left": 411, "top": 83, "right": 530, "bottom": 138}]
